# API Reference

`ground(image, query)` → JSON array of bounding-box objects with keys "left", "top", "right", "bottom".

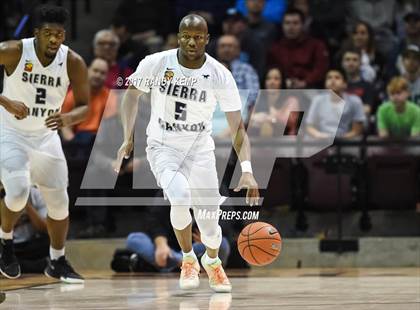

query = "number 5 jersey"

[
  {"left": 1, "top": 37, "right": 70, "bottom": 136},
  {"left": 128, "top": 49, "right": 242, "bottom": 153}
]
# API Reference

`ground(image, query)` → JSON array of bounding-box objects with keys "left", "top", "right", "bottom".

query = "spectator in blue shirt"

[
  {"left": 236, "top": 0, "right": 287, "bottom": 24},
  {"left": 213, "top": 35, "right": 260, "bottom": 137}
]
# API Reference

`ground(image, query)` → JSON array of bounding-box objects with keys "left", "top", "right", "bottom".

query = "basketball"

[{"left": 237, "top": 222, "right": 282, "bottom": 266}]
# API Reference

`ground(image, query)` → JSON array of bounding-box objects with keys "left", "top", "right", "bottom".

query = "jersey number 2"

[
  {"left": 35, "top": 88, "right": 46, "bottom": 105},
  {"left": 175, "top": 101, "right": 187, "bottom": 121}
]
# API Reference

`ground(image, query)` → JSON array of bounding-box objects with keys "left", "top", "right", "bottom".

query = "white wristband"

[{"left": 241, "top": 160, "right": 253, "bottom": 174}]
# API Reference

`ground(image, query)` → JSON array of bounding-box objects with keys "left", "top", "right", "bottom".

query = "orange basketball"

[{"left": 237, "top": 222, "right": 282, "bottom": 266}]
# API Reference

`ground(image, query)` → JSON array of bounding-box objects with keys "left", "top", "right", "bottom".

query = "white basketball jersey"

[
  {"left": 128, "top": 49, "right": 242, "bottom": 152},
  {"left": 1, "top": 37, "right": 70, "bottom": 135}
]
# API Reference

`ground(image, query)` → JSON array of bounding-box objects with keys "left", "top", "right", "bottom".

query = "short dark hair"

[
  {"left": 327, "top": 68, "right": 348, "bottom": 82},
  {"left": 341, "top": 47, "right": 362, "bottom": 59},
  {"left": 283, "top": 8, "right": 305, "bottom": 23},
  {"left": 34, "top": 5, "right": 69, "bottom": 28}
]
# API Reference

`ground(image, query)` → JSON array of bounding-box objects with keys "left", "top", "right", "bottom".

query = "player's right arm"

[
  {"left": 0, "top": 40, "right": 29, "bottom": 119},
  {"left": 113, "top": 85, "right": 144, "bottom": 173},
  {"left": 114, "top": 53, "right": 156, "bottom": 172}
]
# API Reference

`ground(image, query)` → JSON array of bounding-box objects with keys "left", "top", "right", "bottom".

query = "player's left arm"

[
  {"left": 225, "top": 110, "right": 260, "bottom": 206},
  {"left": 45, "top": 50, "right": 89, "bottom": 130}
]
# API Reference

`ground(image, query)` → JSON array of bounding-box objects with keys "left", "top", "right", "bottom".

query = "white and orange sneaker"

[
  {"left": 201, "top": 254, "right": 232, "bottom": 293},
  {"left": 179, "top": 256, "right": 200, "bottom": 290}
]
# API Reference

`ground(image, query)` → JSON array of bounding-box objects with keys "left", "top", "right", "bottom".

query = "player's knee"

[
  {"left": 4, "top": 186, "right": 30, "bottom": 212},
  {"left": 168, "top": 188, "right": 191, "bottom": 207},
  {"left": 170, "top": 205, "right": 192, "bottom": 230},
  {"left": 160, "top": 170, "right": 191, "bottom": 207},
  {"left": 3, "top": 176, "right": 30, "bottom": 212},
  {"left": 42, "top": 188, "right": 69, "bottom": 221}
]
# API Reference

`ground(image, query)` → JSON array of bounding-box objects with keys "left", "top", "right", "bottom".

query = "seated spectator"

[
  {"left": 0, "top": 185, "right": 49, "bottom": 273},
  {"left": 338, "top": 21, "right": 386, "bottom": 84},
  {"left": 236, "top": 0, "right": 287, "bottom": 24},
  {"left": 212, "top": 35, "right": 260, "bottom": 137},
  {"left": 217, "top": 35, "right": 260, "bottom": 105},
  {"left": 245, "top": 0, "right": 277, "bottom": 47},
  {"left": 113, "top": 0, "right": 171, "bottom": 47},
  {"left": 268, "top": 8, "right": 329, "bottom": 88},
  {"left": 306, "top": 69, "right": 366, "bottom": 138},
  {"left": 341, "top": 47, "right": 376, "bottom": 114},
  {"left": 377, "top": 77, "right": 420, "bottom": 138},
  {"left": 388, "top": 11, "right": 420, "bottom": 78},
  {"left": 125, "top": 205, "right": 231, "bottom": 272},
  {"left": 347, "top": 0, "right": 397, "bottom": 56},
  {"left": 111, "top": 17, "right": 149, "bottom": 71},
  {"left": 402, "top": 11, "right": 420, "bottom": 48},
  {"left": 93, "top": 29, "right": 133, "bottom": 89},
  {"left": 289, "top": 0, "right": 347, "bottom": 62},
  {"left": 249, "top": 67, "right": 300, "bottom": 137},
  {"left": 207, "top": 9, "right": 266, "bottom": 79},
  {"left": 61, "top": 58, "right": 118, "bottom": 147},
  {"left": 400, "top": 45, "right": 420, "bottom": 105},
  {"left": 174, "top": 0, "right": 234, "bottom": 36}
]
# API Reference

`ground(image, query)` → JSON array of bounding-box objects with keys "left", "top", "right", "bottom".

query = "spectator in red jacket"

[{"left": 267, "top": 8, "right": 329, "bottom": 88}]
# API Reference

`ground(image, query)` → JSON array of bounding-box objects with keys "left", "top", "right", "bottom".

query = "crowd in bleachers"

[
  {"left": 54, "top": 0, "right": 420, "bottom": 147},
  {"left": 1, "top": 1, "right": 419, "bottom": 244}
]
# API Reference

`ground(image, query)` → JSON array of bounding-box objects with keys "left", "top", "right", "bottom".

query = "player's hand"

[
  {"left": 45, "top": 113, "right": 72, "bottom": 130},
  {"left": 124, "top": 157, "right": 141, "bottom": 174},
  {"left": 3, "top": 100, "right": 29, "bottom": 119},
  {"left": 234, "top": 173, "right": 260, "bottom": 206},
  {"left": 113, "top": 140, "right": 133, "bottom": 173},
  {"left": 155, "top": 243, "right": 172, "bottom": 268}
]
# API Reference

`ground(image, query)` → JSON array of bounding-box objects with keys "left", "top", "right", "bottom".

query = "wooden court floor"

[{"left": 0, "top": 268, "right": 419, "bottom": 309}]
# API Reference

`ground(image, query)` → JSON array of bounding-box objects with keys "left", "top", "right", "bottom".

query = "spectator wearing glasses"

[{"left": 93, "top": 29, "right": 133, "bottom": 89}]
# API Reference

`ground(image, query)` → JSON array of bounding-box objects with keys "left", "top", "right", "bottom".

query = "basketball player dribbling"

[
  {"left": 0, "top": 5, "right": 89, "bottom": 283},
  {"left": 115, "top": 14, "right": 260, "bottom": 292}
]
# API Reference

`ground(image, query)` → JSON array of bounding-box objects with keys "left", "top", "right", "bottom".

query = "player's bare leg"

[
  {"left": 174, "top": 223, "right": 193, "bottom": 253},
  {"left": 201, "top": 245, "right": 231, "bottom": 293},
  {"left": 42, "top": 190, "right": 84, "bottom": 284},
  {"left": 0, "top": 201, "right": 23, "bottom": 234},
  {"left": 47, "top": 216, "right": 68, "bottom": 252},
  {"left": 206, "top": 247, "right": 218, "bottom": 259},
  {"left": 174, "top": 223, "right": 200, "bottom": 290}
]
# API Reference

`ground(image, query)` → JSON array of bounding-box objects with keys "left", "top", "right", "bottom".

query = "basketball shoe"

[
  {"left": 0, "top": 239, "right": 21, "bottom": 279},
  {"left": 45, "top": 256, "right": 84, "bottom": 284},
  {"left": 201, "top": 253, "right": 231, "bottom": 293},
  {"left": 179, "top": 256, "right": 200, "bottom": 289}
]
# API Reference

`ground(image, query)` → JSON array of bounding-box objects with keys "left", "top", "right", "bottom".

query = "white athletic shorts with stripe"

[{"left": 0, "top": 127, "right": 68, "bottom": 190}]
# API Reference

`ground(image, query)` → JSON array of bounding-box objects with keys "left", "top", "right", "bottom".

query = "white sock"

[
  {"left": 0, "top": 228, "right": 13, "bottom": 240},
  {"left": 182, "top": 249, "right": 197, "bottom": 260},
  {"left": 50, "top": 246, "right": 65, "bottom": 260},
  {"left": 204, "top": 252, "right": 219, "bottom": 265}
]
